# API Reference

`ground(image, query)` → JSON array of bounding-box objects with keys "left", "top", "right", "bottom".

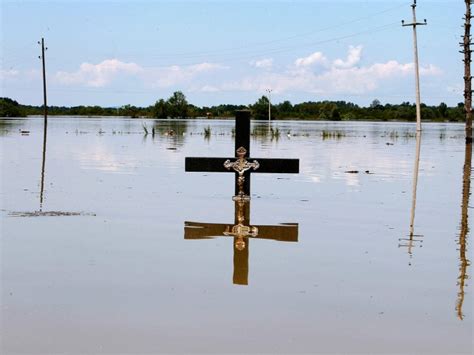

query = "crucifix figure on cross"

[
  {"left": 185, "top": 110, "right": 299, "bottom": 199},
  {"left": 184, "top": 110, "right": 300, "bottom": 285}
]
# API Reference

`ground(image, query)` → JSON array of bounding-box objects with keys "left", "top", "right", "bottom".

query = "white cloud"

[
  {"left": 0, "top": 69, "right": 19, "bottom": 79},
  {"left": 188, "top": 62, "right": 224, "bottom": 73},
  {"left": 54, "top": 59, "right": 226, "bottom": 89},
  {"left": 56, "top": 59, "right": 143, "bottom": 87},
  {"left": 147, "top": 62, "right": 226, "bottom": 88},
  {"left": 250, "top": 58, "right": 273, "bottom": 69},
  {"left": 221, "top": 46, "right": 442, "bottom": 96},
  {"left": 294, "top": 51, "right": 327, "bottom": 67},
  {"left": 199, "top": 85, "right": 219, "bottom": 92},
  {"left": 0, "top": 68, "right": 41, "bottom": 87},
  {"left": 419, "top": 64, "right": 442, "bottom": 76},
  {"left": 333, "top": 45, "right": 362, "bottom": 68}
]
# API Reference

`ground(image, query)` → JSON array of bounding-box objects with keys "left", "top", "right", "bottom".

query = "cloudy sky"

[{"left": 0, "top": 0, "right": 465, "bottom": 107}]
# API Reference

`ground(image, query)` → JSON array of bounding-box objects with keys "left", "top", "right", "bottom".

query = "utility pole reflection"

[{"left": 456, "top": 142, "right": 471, "bottom": 320}]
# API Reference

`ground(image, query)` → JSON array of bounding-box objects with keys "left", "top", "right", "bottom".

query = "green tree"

[
  {"left": 370, "top": 99, "right": 382, "bottom": 108},
  {"left": 330, "top": 107, "right": 341, "bottom": 121},
  {"left": 167, "top": 91, "right": 189, "bottom": 118},
  {"left": 118, "top": 104, "right": 139, "bottom": 118},
  {"left": 152, "top": 99, "right": 169, "bottom": 118},
  {"left": 0, "top": 97, "right": 25, "bottom": 117},
  {"left": 438, "top": 102, "right": 448, "bottom": 118},
  {"left": 277, "top": 100, "right": 293, "bottom": 118},
  {"left": 251, "top": 95, "right": 275, "bottom": 120}
]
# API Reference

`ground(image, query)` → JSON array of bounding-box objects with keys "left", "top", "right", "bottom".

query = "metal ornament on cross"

[{"left": 224, "top": 146, "right": 260, "bottom": 201}]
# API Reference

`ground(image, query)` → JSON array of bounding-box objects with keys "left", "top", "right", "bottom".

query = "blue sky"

[{"left": 0, "top": 0, "right": 465, "bottom": 107}]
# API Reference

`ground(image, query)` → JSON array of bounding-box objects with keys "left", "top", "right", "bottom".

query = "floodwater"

[{"left": 0, "top": 117, "right": 472, "bottom": 354}]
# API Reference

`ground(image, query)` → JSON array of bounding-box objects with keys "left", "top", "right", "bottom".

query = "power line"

[
  {"left": 138, "top": 22, "right": 400, "bottom": 68},
  {"left": 132, "top": 3, "right": 409, "bottom": 60}
]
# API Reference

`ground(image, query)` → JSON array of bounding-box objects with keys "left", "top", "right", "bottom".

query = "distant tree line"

[{"left": 0, "top": 92, "right": 464, "bottom": 122}]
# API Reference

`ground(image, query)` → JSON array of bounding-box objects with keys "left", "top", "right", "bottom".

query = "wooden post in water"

[
  {"left": 456, "top": 2, "right": 473, "bottom": 317},
  {"left": 38, "top": 38, "right": 48, "bottom": 210},
  {"left": 462, "top": 0, "right": 473, "bottom": 143}
]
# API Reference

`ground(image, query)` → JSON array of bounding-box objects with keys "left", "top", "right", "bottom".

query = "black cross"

[
  {"left": 185, "top": 110, "right": 299, "bottom": 198},
  {"left": 184, "top": 199, "right": 298, "bottom": 285},
  {"left": 184, "top": 110, "right": 299, "bottom": 285}
]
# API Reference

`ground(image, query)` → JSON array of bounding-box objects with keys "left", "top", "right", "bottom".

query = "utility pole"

[
  {"left": 461, "top": 0, "right": 473, "bottom": 143},
  {"left": 265, "top": 88, "right": 272, "bottom": 122},
  {"left": 402, "top": 0, "right": 427, "bottom": 132},
  {"left": 38, "top": 38, "right": 48, "bottom": 123},
  {"left": 38, "top": 38, "right": 48, "bottom": 210}
]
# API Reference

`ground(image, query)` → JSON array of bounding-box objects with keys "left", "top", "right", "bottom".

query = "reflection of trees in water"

[
  {"left": 456, "top": 142, "right": 471, "bottom": 320},
  {"left": 0, "top": 119, "right": 24, "bottom": 136},
  {"left": 250, "top": 122, "right": 286, "bottom": 143},
  {"left": 153, "top": 120, "right": 189, "bottom": 147}
]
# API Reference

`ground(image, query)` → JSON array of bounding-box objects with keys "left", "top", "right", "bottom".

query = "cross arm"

[
  {"left": 185, "top": 157, "right": 234, "bottom": 173},
  {"left": 185, "top": 221, "right": 298, "bottom": 242},
  {"left": 184, "top": 221, "right": 228, "bottom": 239},
  {"left": 254, "top": 158, "right": 299, "bottom": 174},
  {"left": 185, "top": 157, "right": 299, "bottom": 173},
  {"left": 255, "top": 223, "right": 298, "bottom": 242}
]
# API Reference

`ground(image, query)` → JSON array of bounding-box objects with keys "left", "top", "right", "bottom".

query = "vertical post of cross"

[
  {"left": 233, "top": 199, "right": 250, "bottom": 285},
  {"left": 234, "top": 110, "right": 251, "bottom": 196}
]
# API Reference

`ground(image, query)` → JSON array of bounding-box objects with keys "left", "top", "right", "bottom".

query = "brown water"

[{"left": 1, "top": 117, "right": 472, "bottom": 354}]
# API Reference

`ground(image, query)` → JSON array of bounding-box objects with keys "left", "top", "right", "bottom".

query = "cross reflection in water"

[{"left": 184, "top": 199, "right": 298, "bottom": 285}]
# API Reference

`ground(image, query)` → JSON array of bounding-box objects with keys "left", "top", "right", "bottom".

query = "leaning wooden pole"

[
  {"left": 463, "top": 0, "right": 473, "bottom": 143},
  {"left": 39, "top": 38, "right": 48, "bottom": 123},
  {"left": 402, "top": 0, "right": 427, "bottom": 132},
  {"left": 38, "top": 38, "right": 48, "bottom": 210}
]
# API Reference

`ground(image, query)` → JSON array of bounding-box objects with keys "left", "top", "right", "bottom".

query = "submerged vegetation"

[
  {"left": 321, "top": 130, "right": 345, "bottom": 139},
  {"left": 1, "top": 93, "right": 465, "bottom": 122}
]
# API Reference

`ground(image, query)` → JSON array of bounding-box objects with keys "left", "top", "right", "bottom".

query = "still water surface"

[{"left": 0, "top": 117, "right": 472, "bottom": 354}]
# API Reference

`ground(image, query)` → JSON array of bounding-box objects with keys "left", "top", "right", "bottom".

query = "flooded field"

[{"left": 1, "top": 117, "right": 472, "bottom": 354}]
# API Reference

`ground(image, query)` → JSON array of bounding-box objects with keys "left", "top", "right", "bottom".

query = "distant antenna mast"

[
  {"left": 38, "top": 38, "right": 48, "bottom": 123},
  {"left": 265, "top": 88, "right": 272, "bottom": 122},
  {"left": 402, "top": 0, "right": 427, "bottom": 132},
  {"left": 461, "top": 0, "right": 473, "bottom": 143}
]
